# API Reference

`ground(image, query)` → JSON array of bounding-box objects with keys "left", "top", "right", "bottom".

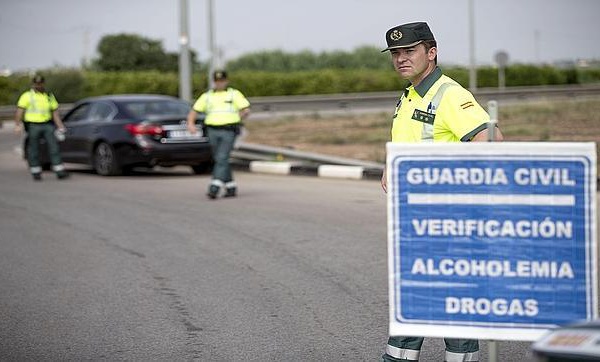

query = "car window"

[
  {"left": 157, "top": 100, "right": 191, "bottom": 114},
  {"left": 89, "top": 102, "right": 116, "bottom": 122},
  {"left": 123, "top": 100, "right": 191, "bottom": 118},
  {"left": 63, "top": 103, "right": 92, "bottom": 123}
]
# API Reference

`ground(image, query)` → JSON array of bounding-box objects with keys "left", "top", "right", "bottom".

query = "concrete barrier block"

[
  {"left": 249, "top": 161, "right": 293, "bottom": 175},
  {"left": 317, "top": 165, "right": 364, "bottom": 179}
]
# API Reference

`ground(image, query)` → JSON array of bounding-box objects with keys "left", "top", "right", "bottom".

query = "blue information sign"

[{"left": 387, "top": 143, "right": 597, "bottom": 341}]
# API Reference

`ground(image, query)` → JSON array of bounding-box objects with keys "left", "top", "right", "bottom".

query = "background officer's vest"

[
  {"left": 203, "top": 88, "right": 242, "bottom": 126},
  {"left": 17, "top": 90, "right": 58, "bottom": 123}
]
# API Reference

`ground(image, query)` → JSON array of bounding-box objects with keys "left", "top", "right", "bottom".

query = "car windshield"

[{"left": 123, "top": 100, "right": 191, "bottom": 118}]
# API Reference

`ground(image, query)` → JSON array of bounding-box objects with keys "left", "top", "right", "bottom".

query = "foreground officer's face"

[{"left": 391, "top": 43, "right": 436, "bottom": 86}]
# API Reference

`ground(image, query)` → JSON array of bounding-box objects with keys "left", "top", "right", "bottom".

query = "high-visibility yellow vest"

[
  {"left": 391, "top": 67, "right": 490, "bottom": 143},
  {"left": 192, "top": 87, "right": 250, "bottom": 126},
  {"left": 17, "top": 89, "right": 59, "bottom": 123}
]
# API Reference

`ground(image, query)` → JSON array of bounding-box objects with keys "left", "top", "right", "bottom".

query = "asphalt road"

[{"left": 0, "top": 128, "right": 535, "bottom": 361}]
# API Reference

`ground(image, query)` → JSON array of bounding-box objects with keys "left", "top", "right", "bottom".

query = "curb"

[{"left": 232, "top": 160, "right": 383, "bottom": 180}]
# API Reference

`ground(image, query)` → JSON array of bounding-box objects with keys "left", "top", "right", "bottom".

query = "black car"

[
  {"left": 531, "top": 320, "right": 600, "bottom": 361},
  {"left": 25, "top": 94, "right": 212, "bottom": 176}
]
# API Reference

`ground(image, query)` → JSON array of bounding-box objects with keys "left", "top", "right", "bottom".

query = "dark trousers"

[
  {"left": 26, "top": 122, "right": 63, "bottom": 173},
  {"left": 207, "top": 127, "right": 237, "bottom": 185},
  {"left": 383, "top": 335, "right": 479, "bottom": 361}
]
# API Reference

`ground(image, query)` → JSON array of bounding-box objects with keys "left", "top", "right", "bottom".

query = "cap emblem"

[{"left": 390, "top": 30, "right": 403, "bottom": 41}]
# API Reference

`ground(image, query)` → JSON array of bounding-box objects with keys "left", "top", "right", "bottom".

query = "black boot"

[
  {"left": 207, "top": 185, "right": 219, "bottom": 199},
  {"left": 224, "top": 187, "right": 237, "bottom": 198},
  {"left": 56, "top": 171, "right": 69, "bottom": 180}
]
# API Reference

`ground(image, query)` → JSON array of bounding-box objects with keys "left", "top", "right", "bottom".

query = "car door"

[
  {"left": 81, "top": 101, "right": 117, "bottom": 157},
  {"left": 61, "top": 103, "right": 93, "bottom": 162}
]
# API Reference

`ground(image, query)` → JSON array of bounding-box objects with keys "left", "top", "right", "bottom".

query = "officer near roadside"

[
  {"left": 380, "top": 22, "right": 504, "bottom": 362},
  {"left": 14, "top": 75, "right": 69, "bottom": 181},
  {"left": 187, "top": 70, "right": 250, "bottom": 199}
]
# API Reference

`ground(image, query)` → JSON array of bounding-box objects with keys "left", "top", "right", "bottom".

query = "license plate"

[{"left": 168, "top": 130, "right": 203, "bottom": 139}]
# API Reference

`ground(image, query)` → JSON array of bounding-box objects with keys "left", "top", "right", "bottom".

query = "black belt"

[
  {"left": 206, "top": 124, "right": 240, "bottom": 131},
  {"left": 24, "top": 120, "right": 52, "bottom": 125}
]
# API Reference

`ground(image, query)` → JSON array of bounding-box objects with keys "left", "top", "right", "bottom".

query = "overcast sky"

[{"left": 1, "top": 0, "right": 598, "bottom": 72}]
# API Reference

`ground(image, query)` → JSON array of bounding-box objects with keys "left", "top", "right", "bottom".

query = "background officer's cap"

[
  {"left": 213, "top": 70, "right": 228, "bottom": 81},
  {"left": 382, "top": 22, "right": 435, "bottom": 52},
  {"left": 32, "top": 74, "right": 45, "bottom": 83}
]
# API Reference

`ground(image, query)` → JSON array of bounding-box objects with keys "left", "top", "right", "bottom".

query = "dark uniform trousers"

[
  {"left": 383, "top": 335, "right": 479, "bottom": 361},
  {"left": 207, "top": 125, "right": 237, "bottom": 187},
  {"left": 26, "top": 121, "right": 63, "bottom": 171}
]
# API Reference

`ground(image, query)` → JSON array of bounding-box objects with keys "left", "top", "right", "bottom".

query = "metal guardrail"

[
  {"left": 232, "top": 142, "right": 384, "bottom": 169},
  {"left": 1, "top": 84, "right": 599, "bottom": 121},
  {"left": 248, "top": 84, "right": 600, "bottom": 113}
]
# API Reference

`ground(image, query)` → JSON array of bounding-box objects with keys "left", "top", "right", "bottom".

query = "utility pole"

[
  {"left": 207, "top": 0, "right": 216, "bottom": 90},
  {"left": 179, "top": 0, "right": 192, "bottom": 102},
  {"left": 534, "top": 30, "right": 541, "bottom": 64},
  {"left": 468, "top": 0, "right": 477, "bottom": 92},
  {"left": 82, "top": 28, "right": 90, "bottom": 68}
]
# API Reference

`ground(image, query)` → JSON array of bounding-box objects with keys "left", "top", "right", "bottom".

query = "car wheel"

[
  {"left": 94, "top": 142, "right": 121, "bottom": 176},
  {"left": 191, "top": 162, "right": 213, "bottom": 175}
]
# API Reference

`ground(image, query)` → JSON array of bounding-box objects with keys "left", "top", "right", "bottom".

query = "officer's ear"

[{"left": 427, "top": 46, "right": 437, "bottom": 62}]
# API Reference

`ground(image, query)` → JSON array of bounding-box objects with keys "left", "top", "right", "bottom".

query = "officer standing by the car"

[
  {"left": 14, "top": 75, "right": 68, "bottom": 181},
  {"left": 380, "top": 22, "right": 503, "bottom": 362},
  {"left": 187, "top": 70, "right": 250, "bottom": 199}
]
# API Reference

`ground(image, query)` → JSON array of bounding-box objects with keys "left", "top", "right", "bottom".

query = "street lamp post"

[
  {"left": 179, "top": 0, "right": 192, "bottom": 102},
  {"left": 468, "top": 0, "right": 477, "bottom": 92},
  {"left": 207, "top": 0, "right": 216, "bottom": 90}
]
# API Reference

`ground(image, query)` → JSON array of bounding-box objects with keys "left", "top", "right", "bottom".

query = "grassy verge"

[{"left": 244, "top": 97, "right": 600, "bottom": 164}]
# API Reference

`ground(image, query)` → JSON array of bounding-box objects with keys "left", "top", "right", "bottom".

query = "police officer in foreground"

[
  {"left": 14, "top": 75, "right": 69, "bottom": 181},
  {"left": 187, "top": 70, "right": 250, "bottom": 199},
  {"left": 380, "top": 22, "right": 503, "bottom": 361}
]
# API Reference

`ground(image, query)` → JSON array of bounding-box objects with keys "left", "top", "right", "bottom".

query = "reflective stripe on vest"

[
  {"left": 445, "top": 350, "right": 480, "bottom": 362},
  {"left": 385, "top": 344, "right": 420, "bottom": 361},
  {"left": 420, "top": 82, "right": 456, "bottom": 142}
]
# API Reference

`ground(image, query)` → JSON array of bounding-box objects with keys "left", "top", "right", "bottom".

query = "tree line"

[
  {"left": 1, "top": 33, "right": 599, "bottom": 106},
  {"left": 89, "top": 34, "right": 391, "bottom": 72}
]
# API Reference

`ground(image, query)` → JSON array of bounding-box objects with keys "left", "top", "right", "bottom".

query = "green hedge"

[
  {"left": 230, "top": 69, "right": 406, "bottom": 96},
  {"left": 1, "top": 65, "right": 599, "bottom": 106}
]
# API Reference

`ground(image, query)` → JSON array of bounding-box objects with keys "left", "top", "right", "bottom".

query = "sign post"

[
  {"left": 487, "top": 99, "right": 498, "bottom": 362},
  {"left": 387, "top": 142, "right": 597, "bottom": 342}
]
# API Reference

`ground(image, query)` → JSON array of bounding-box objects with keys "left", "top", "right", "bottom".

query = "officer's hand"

[
  {"left": 14, "top": 123, "right": 23, "bottom": 135},
  {"left": 187, "top": 123, "right": 197, "bottom": 134}
]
